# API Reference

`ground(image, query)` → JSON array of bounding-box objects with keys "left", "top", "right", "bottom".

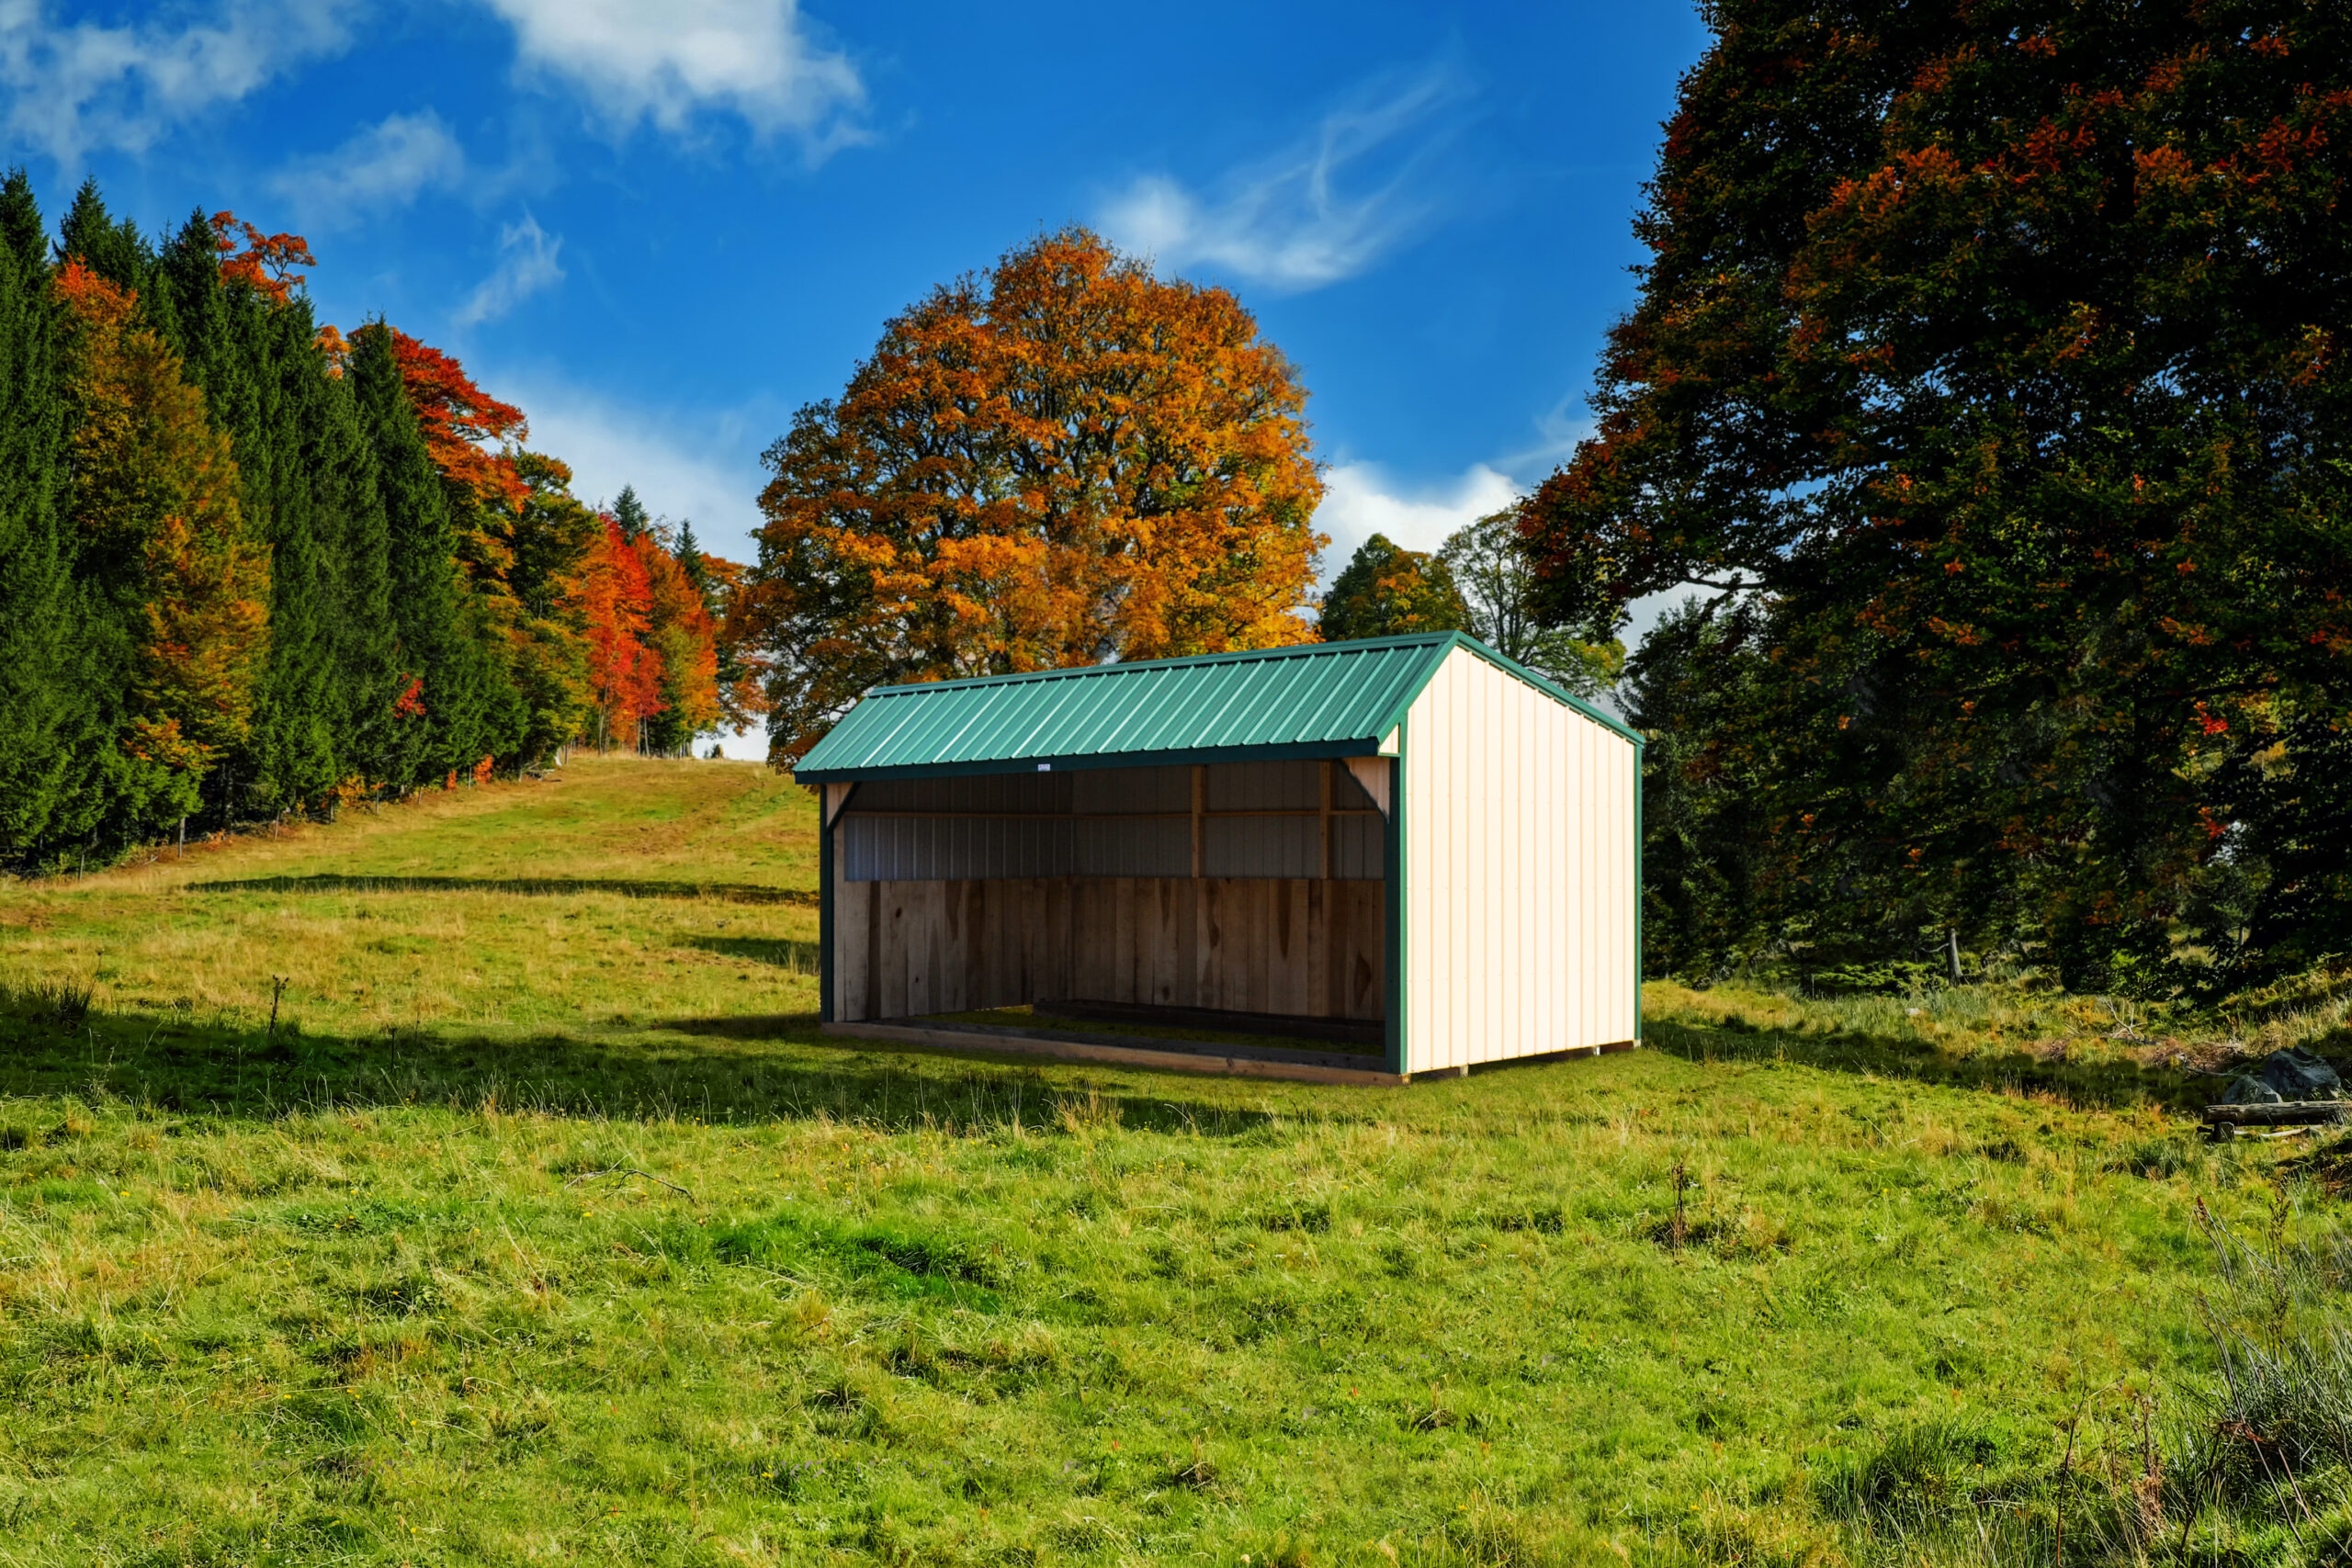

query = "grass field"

[{"left": 0, "top": 758, "right": 2342, "bottom": 1566}]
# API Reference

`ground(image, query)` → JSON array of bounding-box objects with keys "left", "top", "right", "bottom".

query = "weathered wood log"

[{"left": 2201, "top": 1101, "right": 2348, "bottom": 1127}]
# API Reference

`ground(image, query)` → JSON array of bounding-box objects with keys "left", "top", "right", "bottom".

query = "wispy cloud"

[
  {"left": 480, "top": 0, "right": 864, "bottom": 152},
  {"left": 1098, "top": 64, "right": 1475, "bottom": 292},
  {"left": 456, "top": 213, "right": 565, "bottom": 325},
  {"left": 0, "top": 0, "right": 356, "bottom": 166},
  {"left": 269, "top": 111, "right": 467, "bottom": 231},
  {"left": 1316, "top": 461, "right": 1520, "bottom": 577}
]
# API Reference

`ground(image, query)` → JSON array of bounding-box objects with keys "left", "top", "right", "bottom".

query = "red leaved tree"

[{"left": 577, "top": 517, "right": 662, "bottom": 750}]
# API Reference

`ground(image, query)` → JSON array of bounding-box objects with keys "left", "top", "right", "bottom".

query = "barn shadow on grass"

[
  {"left": 1645, "top": 1015, "right": 2211, "bottom": 1113},
  {"left": 680, "top": 935, "right": 821, "bottom": 973},
  {"left": 192, "top": 874, "right": 816, "bottom": 908},
  {"left": 0, "top": 986, "right": 1281, "bottom": 1138}
]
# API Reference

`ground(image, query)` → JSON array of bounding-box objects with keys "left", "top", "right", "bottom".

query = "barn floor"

[{"left": 820, "top": 1000, "right": 1402, "bottom": 1084}]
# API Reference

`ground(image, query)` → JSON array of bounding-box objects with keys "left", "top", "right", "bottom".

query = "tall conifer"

[
  {"left": 0, "top": 174, "right": 89, "bottom": 860},
  {"left": 350, "top": 321, "right": 492, "bottom": 786}
]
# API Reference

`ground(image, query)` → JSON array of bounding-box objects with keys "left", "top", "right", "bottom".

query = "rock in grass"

[
  {"left": 2221, "top": 1075, "right": 2285, "bottom": 1106},
  {"left": 2256, "top": 1046, "right": 2342, "bottom": 1100}
]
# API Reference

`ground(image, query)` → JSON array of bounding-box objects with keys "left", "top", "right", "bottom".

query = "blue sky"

[{"left": 3, "top": 0, "right": 1709, "bottom": 745}]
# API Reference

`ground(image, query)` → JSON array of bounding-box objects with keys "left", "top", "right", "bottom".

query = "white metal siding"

[{"left": 1399, "top": 648, "right": 1638, "bottom": 1073}]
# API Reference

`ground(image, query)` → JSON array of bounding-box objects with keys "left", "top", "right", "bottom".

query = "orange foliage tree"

[
  {"left": 637, "top": 531, "right": 722, "bottom": 754},
  {"left": 389, "top": 327, "right": 529, "bottom": 513},
  {"left": 55, "top": 259, "right": 268, "bottom": 793},
  {"left": 209, "top": 211, "right": 316, "bottom": 306},
  {"left": 740, "top": 228, "right": 1325, "bottom": 761},
  {"left": 577, "top": 516, "right": 662, "bottom": 750}
]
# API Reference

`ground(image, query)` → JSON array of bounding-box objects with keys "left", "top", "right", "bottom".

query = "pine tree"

[
  {"left": 0, "top": 174, "right": 92, "bottom": 863},
  {"left": 54, "top": 179, "right": 148, "bottom": 292},
  {"left": 610, "top": 484, "right": 649, "bottom": 543},
  {"left": 350, "top": 321, "right": 492, "bottom": 787},
  {"left": 310, "top": 337, "right": 401, "bottom": 793}
]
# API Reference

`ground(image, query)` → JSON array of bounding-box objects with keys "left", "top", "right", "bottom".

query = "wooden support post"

[
  {"left": 1319, "top": 760, "right": 1333, "bottom": 881},
  {"left": 1191, "top": 764, "right": 1205, "bottom": 879}
]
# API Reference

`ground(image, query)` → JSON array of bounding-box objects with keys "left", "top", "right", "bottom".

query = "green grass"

[{"left": 0, "top": 757, "right": 2341, "bottom": 1565}]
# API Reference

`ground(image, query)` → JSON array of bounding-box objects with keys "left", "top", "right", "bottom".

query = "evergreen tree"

[
  {"left": 1317, "top": 534, "right": 1469, "bottom": 643},
  {"left": 310, "top": 337, "right": 401, "bottom": 792},
  {"left": 0, "top": 175, "right": 92, "bottom": 863},
  {"left": 54, "top": 179, "right": 148, "bottom": 291},
  {"left": 0, "top": 167, "right": 44, "bottom": 274},
  {"left": 350, "top": 321, "right": 492, "bottom": 787},
  {"left": 610, "top": 484, "right": 649, "bottom": 542}
]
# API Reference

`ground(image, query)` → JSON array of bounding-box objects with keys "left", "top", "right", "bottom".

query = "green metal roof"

[{"left": 791, "top": 631, "right": 1639, "bottom": 781}]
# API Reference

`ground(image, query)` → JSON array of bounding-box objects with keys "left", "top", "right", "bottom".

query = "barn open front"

[
  {"left": 824, "top": 759, "right": 1396, "bottom": 1081},
  {"left": 792, "top": 633, "right": 1644, "bottom": 1084}
]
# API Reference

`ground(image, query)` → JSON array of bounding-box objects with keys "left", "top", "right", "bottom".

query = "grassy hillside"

[{"left": 0, "top": 759, "right": 2338, "bottom": 1566}]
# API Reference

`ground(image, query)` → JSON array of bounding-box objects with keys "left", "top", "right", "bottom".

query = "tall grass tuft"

[{"left": 2176, "top": 1197, "right": 2352, "bottom": 1506}]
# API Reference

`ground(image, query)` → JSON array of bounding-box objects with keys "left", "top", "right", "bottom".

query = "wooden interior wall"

[{"left": 831, "top": 874, "right": 1385, "bottom": 1024}]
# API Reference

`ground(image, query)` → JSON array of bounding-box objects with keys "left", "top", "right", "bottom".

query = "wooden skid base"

[
  {"left": 822, "top": 1020, "right": 1404, "bottom": 1085},
  {"left": 820, "top": 1021, "right": 1640, "bottom": 1086}
]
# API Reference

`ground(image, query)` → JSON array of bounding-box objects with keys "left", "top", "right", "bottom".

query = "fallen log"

[{"left": 2202, "top": 1100, "right": 2348, "bottom": 1138}]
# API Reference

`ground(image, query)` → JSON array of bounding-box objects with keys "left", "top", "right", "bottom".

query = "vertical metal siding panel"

[
  {"left": 1592, "top": 713, "right": 1608, "bottom": 1043},
  {"left": 1581, "top": 708, "right": 1598, "bottom": 1048},
  {"left": 1470, "top": 657, "right": 1494, "bottom": 1066},
  {"left": 1442, "top": 653, "right": 1467, "bottom": 1071},
  {"left": 1544, "top": 685, "right": 1565, "bottom": 1055},
  {"left": 1448, "top": 649, "right": 1467, "bottom": 1066}
]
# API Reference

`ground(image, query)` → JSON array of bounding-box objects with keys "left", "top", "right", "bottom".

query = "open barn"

[{"left": 791, "top": 632, "right": 1643, "bottom": 1084}]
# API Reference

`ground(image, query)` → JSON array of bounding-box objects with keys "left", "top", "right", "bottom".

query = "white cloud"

[
  {"left": 1099, "top": 65, "right": 1472, "bottom": 292},
  {"left": 0, "top": 0, "right": 356, "bottom": 166},
  {"left": 1316, "top": 460, "right": 1520, "bottom": 578},
  {"left": 270, "top": 111, "right": 466, "bottom": 230},
  {"left": 480, "top": 0, "right": 863, "bottom": 150},
  {"left": 455, "top": 213, "right": 565, "bottom": 325},
  {"left": 502, "top": 376, "right": 767, "bottom": 558}
]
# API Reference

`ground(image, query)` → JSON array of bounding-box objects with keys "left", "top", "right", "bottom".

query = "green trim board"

[
  {"left": 1385, "top": 739, "right": 1407, "bottom": 1077},
  {"left": 819, "top": 813, "right": 835, "bottom": 1022},
  {"left": 1633, "top": 737, "right": 1644, "bottom": 1043},
  {"left": 791, "top": 631, "right": 1640, "bottom": 784}
]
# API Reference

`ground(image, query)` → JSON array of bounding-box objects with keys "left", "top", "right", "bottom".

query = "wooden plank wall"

[{"left": 831, "top": 875, "right": 1385, "bottom": 1023}]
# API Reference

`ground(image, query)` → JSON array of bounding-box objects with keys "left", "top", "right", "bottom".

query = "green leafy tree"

[
  {"left": 1438, "top": 507, "right": 1622, "bottom": 695},
  {"left": 1317, "top": 534, "right": 1469, "bottom": 643},
  {"left": 1522, "top": 0, "right": 2352, "bottom": 994}
]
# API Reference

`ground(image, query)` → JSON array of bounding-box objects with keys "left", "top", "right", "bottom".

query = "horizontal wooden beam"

[
  {"left": 821, "top": 1020, "right": 1406, "bottom": 1087},
  {"left": 842, "top": 807, "right": 1383, "bottom": 820}
]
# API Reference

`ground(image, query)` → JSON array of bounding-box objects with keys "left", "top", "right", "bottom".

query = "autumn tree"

[
  {"left": 54, "top": 254, "right": 268, "bottom": 832},
  {"left": 498, "top": 451, "right": 600, "bottom": 763},
  {"left": 578, "top": 515, "right": 662, "bottom": 750},
  {"left": 741, "top": 228, "right": 1324, "bottom": 762},
  {"left": 1522, "top": 0, "right": 2352, "bottom": 991},
  {"left": 636, "top": 530, "right": 722, "bottom": 756},
  {"left": 1317, "top": 534, "right": 1467, "bottom": 643},
  {"left": 674, "top": 520, "right": 768, "bottom": 739}
]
